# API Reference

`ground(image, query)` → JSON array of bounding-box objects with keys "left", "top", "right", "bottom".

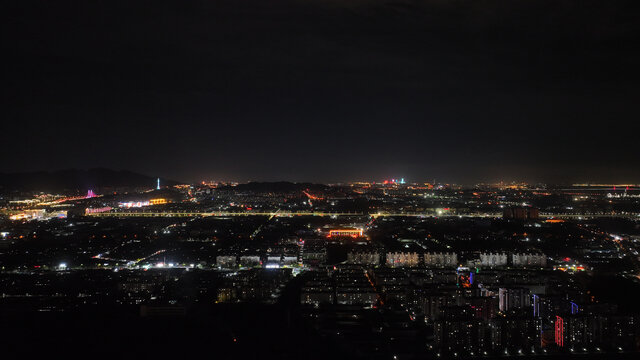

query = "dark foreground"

[{"left": 2, "top": 304, "right": 638, "bottom": 360}]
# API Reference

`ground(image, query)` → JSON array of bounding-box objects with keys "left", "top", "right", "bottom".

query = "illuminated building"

[
  {"left": 9, "top": 209, "right": 66, "bottom": 221},
  {"left": 386, "top": 252, "right": 420, "bottom": 267},
  {"left": 479, "top": 253, "right": 508, "bottom": 267},
  {"left": 545, "top": 219, "right": 565, "bottom": 223},
  {"left": 555, "top": 316, "right": 564, "bottom": 347},
  {"left": 456, "top": 267, "right": 474, "bottom": 288},
  {"left": 551, "top": 314, "right": 638, "bottom": 350},
  {"left": 347, "top": 251, "right": 380, "bottom": 265},
  {"left": 511, "top": 253, "right": 547, "bottom": 267},
  {"left": 239, "top": 256, "right": 261, "bottom": 267},
  {"left": 498, "top": 287, "right": 530, "bottom": 312},
  {"left": 301, "top": 239, "right": 326, "bottom": 267},
  {"left": 424, "top": 252, "right": 458, "bottom": 267},
  {"left": 149, "top": 198, "right": 168, "bottom": 205},
  {"left": 328, "top": 229, "right": 363, "bottom": 237},
  {"left": 282, "top": 256, "right": 298, "bottom": 266},
  {"left": 119, "top": 201, "right": 150, "bottom": 208},
  {"left": 85, "top": 206, "right": 112, "bottom": 214},
  {"left": 266, "top": 255, "right": 281, "bottom": 267},
  {"left": 216, "top": 255, "right": 237, "bottom": 268},
  {"left": 9, "top": 213, "right": 31, "bottom": 221}
]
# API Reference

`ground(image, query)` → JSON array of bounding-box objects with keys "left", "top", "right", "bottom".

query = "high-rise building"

[{"left": 499, "top": 287, "right": 530, "bottom": 312}]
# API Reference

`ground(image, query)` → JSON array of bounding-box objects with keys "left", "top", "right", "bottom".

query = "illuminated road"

[
  {"left": 250, "top": 209, "right": 280, "bottom": 239},
  {"left": 92, "top": 249, "right": 166, "bottom": 265},
  {"left": 87, "top": 211, "right": 369, "bottom": 218},
  {"left": 85, "top": 211, "right": 640, "bottom": 219}
]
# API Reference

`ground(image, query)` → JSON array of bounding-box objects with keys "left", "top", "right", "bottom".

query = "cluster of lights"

[
  {"left": 382, "top": 178, "right": 406, "bottom": 185},
  {"left": 119, "top": 201, "right": 151, "bottom": 208},
  {"left": 553, "top": 264, "right": 586, "bottom": 272},
  {"left": 85, "top": 206, "right": 112, "bottom": 214},
  {"left": 327, "top": 229, "right": 364, "bottom": 238}
]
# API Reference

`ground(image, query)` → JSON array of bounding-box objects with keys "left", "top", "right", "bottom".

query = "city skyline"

[
  {"left": 2, "top": 166, "right": 640, "bottom": 187},
  {"left": 2, "top": 176, "right": 640, "bottom": 358}
]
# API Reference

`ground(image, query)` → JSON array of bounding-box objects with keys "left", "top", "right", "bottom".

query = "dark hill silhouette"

[
  {"left": 0, "top": 168, "right": 181, "bottom": 192},
  {"left": 218, "top": 182, "right": 328, "bottom": 193}
]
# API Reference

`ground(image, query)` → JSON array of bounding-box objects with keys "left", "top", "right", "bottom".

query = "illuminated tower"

[{"left": 157, "top": 178, "right": 160, "bottom": 190}]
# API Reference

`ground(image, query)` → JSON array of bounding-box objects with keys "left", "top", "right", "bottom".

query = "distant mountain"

[
  {"left": 219, "top": 181, "right": 328, "bottom": 193},
  {"left": 0, "top": 168, "right": 181, "bottom": 192}
]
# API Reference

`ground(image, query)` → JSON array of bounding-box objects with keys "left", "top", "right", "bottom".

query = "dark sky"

[{"left": 3, "top": 0, "right": 640, "bottom": 184}]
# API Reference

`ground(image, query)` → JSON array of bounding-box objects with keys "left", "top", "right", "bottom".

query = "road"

[{"left": 85, "top": 211, "right": 640, "bottom": 219}]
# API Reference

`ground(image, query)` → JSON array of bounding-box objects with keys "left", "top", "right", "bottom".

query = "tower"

[{"left": 157, "top": 178, "right": 160, "bottom": 190}]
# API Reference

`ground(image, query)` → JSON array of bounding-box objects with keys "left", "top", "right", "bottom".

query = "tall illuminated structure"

[
  {"left": 157, "top": 178, "right": 160, "bottom": 190},
  {"left": 555, "top": 316, "right": 564, "bottom": 347}
]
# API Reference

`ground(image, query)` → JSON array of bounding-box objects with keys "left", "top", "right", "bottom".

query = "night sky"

[{"left": 3, "top": 0, "right": 640, "bottom": 184}]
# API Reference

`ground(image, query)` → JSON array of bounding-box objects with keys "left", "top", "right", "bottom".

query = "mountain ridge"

[{"left": 0, "top": 168, "right": 181, "bottom": 192}]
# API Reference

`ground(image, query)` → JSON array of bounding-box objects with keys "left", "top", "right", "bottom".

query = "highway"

[{"left": 84, "top": 211, "right": 640, "bottom": 219}]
